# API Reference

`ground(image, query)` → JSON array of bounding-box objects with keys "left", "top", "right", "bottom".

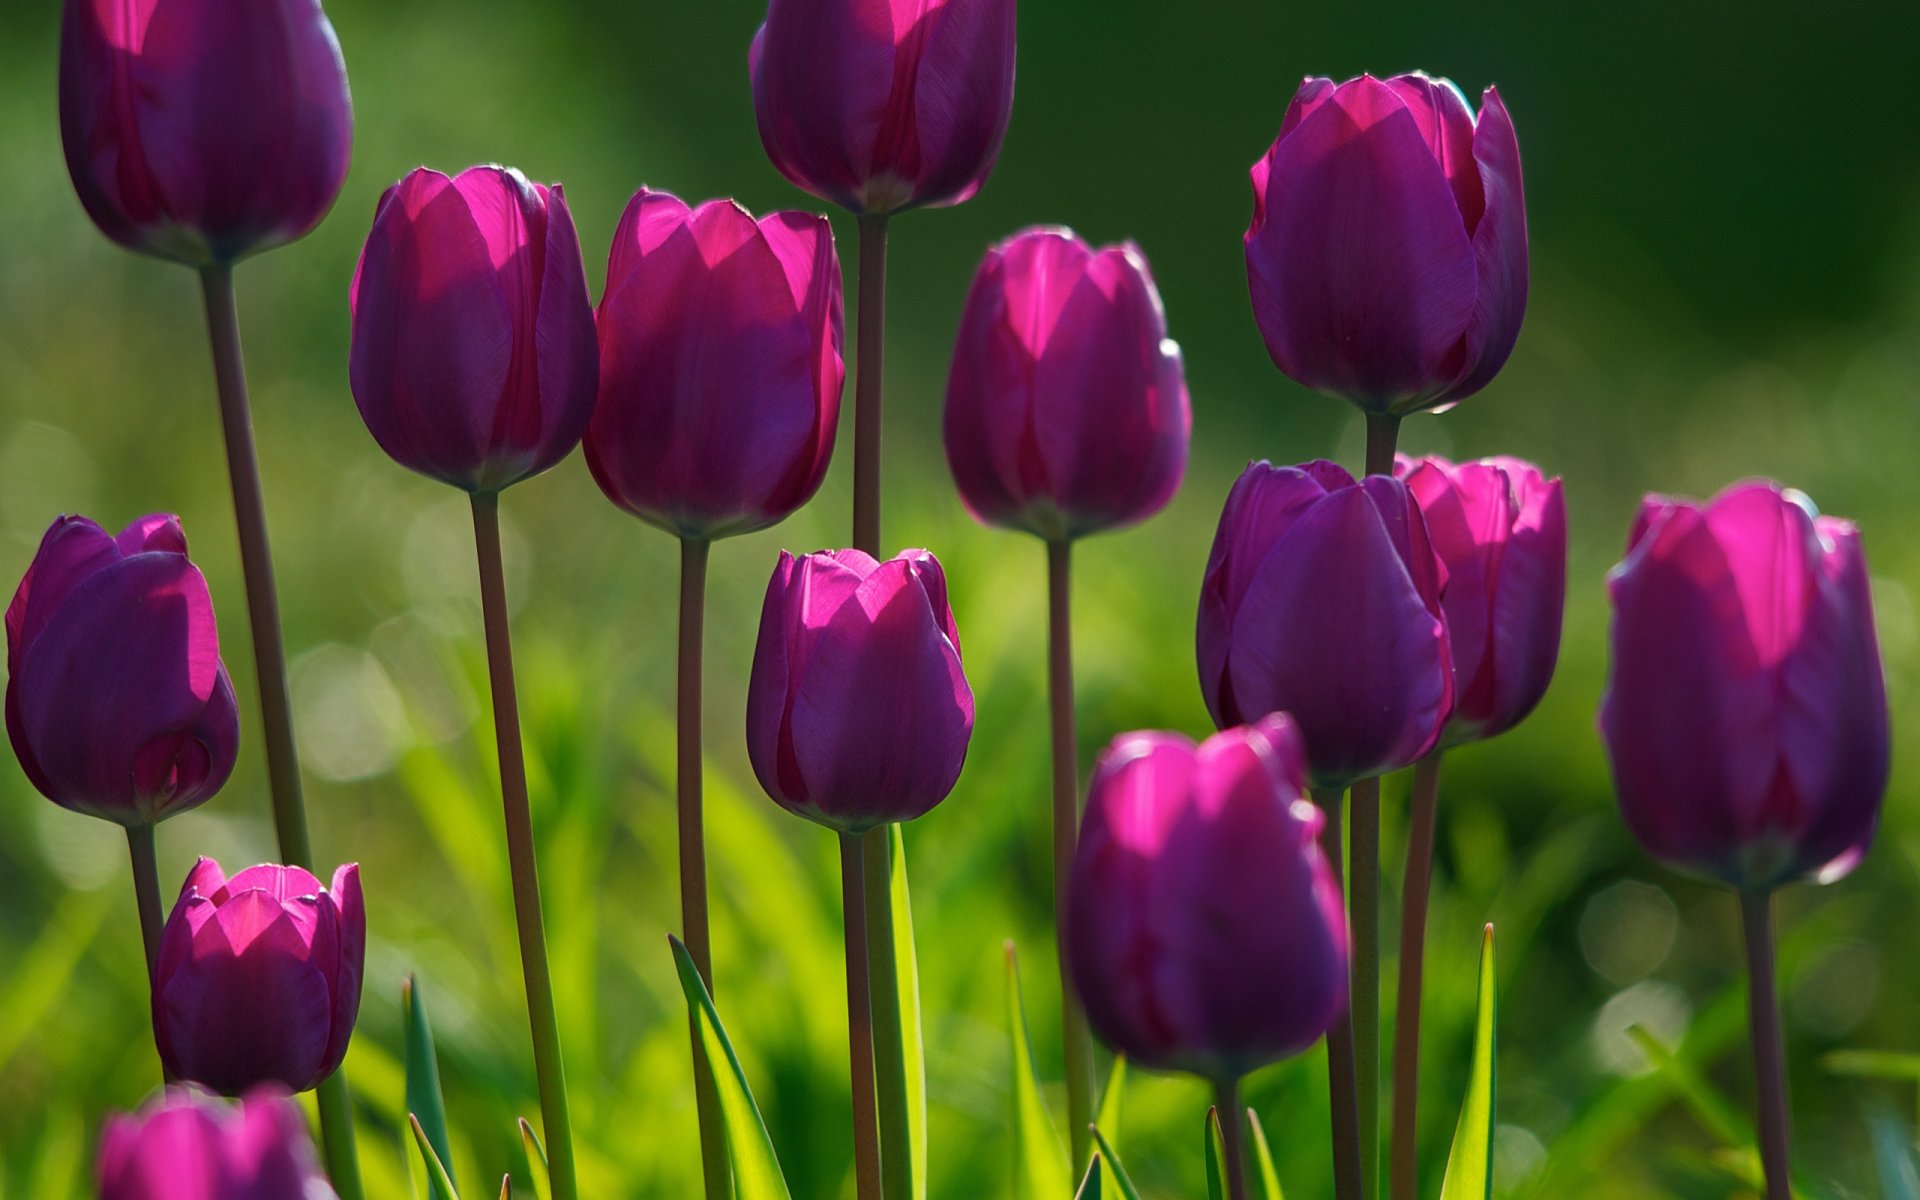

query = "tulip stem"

[
  {"left": 1740, "top": 889, "right": 1792, "bottom": 1199},
  {"left": 469, "top": 492, "right": 577, "bottom": 1200},
  {"left": 1312, "top": 786, "right": 1363, "bottom": 1200},
  {"left": 676, "top": 537, "right": 728, "bottom": 1200},
  {"left": 1363, "top": 415, "right": 1400, "bottom": 477},
  {"left": 1389, "top": 754, "right": 1442, "bottom": 1200},
  {"left": 862, "top": 827, "right": 914, "bottom": 1200},
  {"left": 199, "top": 262, "right": 363, "bottom": 1200},
  {"left": 124, "top": 825, "right": 171, "bottom": 1084},
  {"left": 853, "top": 214, "right": 890, "bottom": 556},
  {"left": 1047, "top": 538, "right": 1096, "bottom": 1168},
  {"left": 1350, "top": 777, "right": 1382, "bottom": 1200},
  {"left": 840, "top": 833, "right": 886, "bottom": 1200},
  {"left": 1213, "top": 1084, "right": 1250, "bottom": 1200}
]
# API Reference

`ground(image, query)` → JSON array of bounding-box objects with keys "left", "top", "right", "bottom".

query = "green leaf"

[
  {"left": 403, "top": 975, "right": 456, "bottom": 1200},
  {"left": 1090, "top": 1128, "right": 1143, "bottom": 1200},
  {"left": 1073, "top": 1154, "right": 1105, "bottom": 1200},
  {"left": 671, "top": 935, "right": 793, "bottom": 1200},
  {"left": 497, "top": 1176, "right": 511, "bottom": 1200},
  {"left": 1873, "top": 1113, "right": 1920, "bottom": 1200},
  {"left": 1094, "top": 1056, "right": 1127, "bottom": 1159},
  {"left": 1204, "top": 1107, "right": 1228, "bottom": 1200},
  {"left": 1824, "top": 1050, "right": 1920, "bottom": 1082},
  {"left": 410, "top": 1115, "right": 461, "bottom": 1200},
  {"left": 891, "top": 824, "right": 929, "bottom": 1200},
  {"left": 1440, "top": 925, "right": 1497, "bottom": 1200},
  {"left": 1006, "top": 943, "right": 1072, "bottom": 1200},
  {"left": 517, "top": 1119, "right": 551, "bottom": 1200},
  {"left": 1247, "top": 1108, "right": 1285, "bottom": 1200}
]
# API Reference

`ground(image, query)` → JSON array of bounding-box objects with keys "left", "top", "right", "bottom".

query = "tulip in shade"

[
  {"left": 1245, "top": 73, "right": 1527, "bottom": 415},
  {"left": 1600, "top": 482, "right": 1890, "bottom": 891},
  {"left": 587, "top": 190, "right": 844, "bottom": 540},
  {"left": 59, "top": 0, "right": 353, "bottom": 266},
  {"left": 155, "top": 859, "right": 365, "bottom": 1096},
  {"left": 1066, "top": 715, "right": 1348, "bottom": 1081},
  {"left": 747, "top": 549, "right": 974, "bottom": 832},
  {"left": 1197, "top": 461, "right": 1452, "bottom": 789},
  {"left": 350, "top": 165, "right": 599, "bottom": 493},
  {"left": 98, "top": 1087, "right": 336, "bottom": 1200},
  {"left": 750, "top": 0, "right": 1018, "bottom": 214},
  {"left": 944, "top": 227, "right": 1191, "bottom": 540},
  {"left": 1399, "top": 455, "right": 1565, "bottom": 745},
  {"left": 5, "top": 514, "right": 239, "bottom": 826}
]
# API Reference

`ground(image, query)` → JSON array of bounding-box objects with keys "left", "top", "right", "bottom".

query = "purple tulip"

[
  {"left": 59, "top": 0, "right": 352, "bottom": 266},
  {"left": 943, "top": 227, "right": 1191, "bottom": 540},
  {"left": 1066, "top": 715, "right": 1348, "bottom": 1081},
  {"left": 750, "top": 0, "right": 1017, "bottom": 214},
  {"left": 154, "top": 859, "right": 365, "bottom": 1095},
  {"left": 1245, "top": 73, "right": 1527, "bottom": 415},
  {"left": 349, "top": 165, "right": 598, "bottom": 493},
  {"left": 98, "top": 1087, "right": 336, "bottom": 1200},
  {"left": 1399, "top": 455, "right": 1565, "bottom": 745},
  {"left": 747, "top": 549, "right": 974, "bottom": 832},
  {"left": 586, "top": 190, "right": 844, "bottom": 540},
  {"left": 5, "top": 515, "right": 239, "bottom": 827},
  {"left": 1600, "top": 482, "right": 1890, "bottom": 891},
  {"left": 1197, "top": 461, "right": 1452, "bottom": 789}
]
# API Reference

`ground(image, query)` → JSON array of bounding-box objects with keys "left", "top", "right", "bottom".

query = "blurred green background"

[{"left": 2, "top": 0, "right": 1919, "bottom": 1196}]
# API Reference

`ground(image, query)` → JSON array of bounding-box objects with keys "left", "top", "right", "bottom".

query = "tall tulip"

[{"left": 98, "top": 1087, "right": 336, "bottom": 1200}]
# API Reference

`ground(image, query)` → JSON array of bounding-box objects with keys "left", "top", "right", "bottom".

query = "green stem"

[
  {"left": 677, "top": 538, "right": 728, "bottom": 1200},
  {"left": 1047, "top": 538, "right": 1095, "bottom": 1168},
  {"left": 1312, "top": 787, "right": 1363, "bottom": 1200},
  {"left": 841, "top": 834, "right": 884, "bottom": 1200},
  {"left": 470, "top": 492, "right": 577, "bottom": 1200},
  {"left": 1390, "top": 754, "right": 1442, "bottom": 1200},
  {"left": 1363, "top": 414, "right": 1401, "bottom": 478},
  {"left": 125, "top": 824, "right": 169, "bottom": 1085},
  {"left": 1213, "top": 1081, "right": 1249, "bottom": 1200},
  {"left": 853, "top": 214, "right": 890, "bottom": 556},
  {"left": 864, "top": 828, "right": 912, "bottom": 1200},
  {"left": 1350, "top": 777, "right": 1381, "bottom": 1200},
  {"left": 1740, "top": 889, "right": 1792, "bottom": 1199}
]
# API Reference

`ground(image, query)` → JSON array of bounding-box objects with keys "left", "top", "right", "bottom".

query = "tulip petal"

[
  {"left": 322, "top": 864, "right": 365, "bottom": 1074},
  {"left": 894, "top": 0, "right": 1017, "bottom": 209},
  {"left": 1448, "top": 87, "right": 1529, "bottom": 400},
  {"left": 1384, "top": 74, "right": 1484, "bottom": 230},
  {"left": 525, "top": 184, "right": 597, "bottom": 484},
  {"left": 750, "top": 0, "right": 897, "bottom": 211}
]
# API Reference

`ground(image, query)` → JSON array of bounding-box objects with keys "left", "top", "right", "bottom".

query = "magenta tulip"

[
  {"left": 1066, "top": 715, "right": 1348, "bottom": 1081},
  {"left": 750, "top": 0, "right": 1017, "bottom": 214},
  {"left": 586, "top": 190, "right": 843, "bottom": 539},
  {"left": 1245, "top": 73, "right": 1526, "bottom": 415},
  {"left": 747, "top": 549, "right": 973, "bottom": 832},
  {"left": 98, "top": 1087, "right": 335, "bottom": 1200},
  {"left": 59, "top": 0, "right": 352, "bottom": 266},
  {"left": 943, "top": 227, "right": 1190, "bottom": 540},
  {"left": 1399, "top": 454, "right": 1565, "bottom": 745},
  {"left": 1600, "top": 482, "right": 1890, "bottom": 890},
  {"left": 5, "top": 514, "right": 238, "bottom": 827},
  {"left": 154, "top": 859, "right": 365, "bottom": 1095},
  {"left": 349, "top": 165, "right": 598, "bottom": 493},
  {"left": 1197, "top": 461, "right": 1452, "bottom": 788}
]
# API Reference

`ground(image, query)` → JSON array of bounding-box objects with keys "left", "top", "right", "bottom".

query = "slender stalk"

[
  {"left": 469, "top": 492, "right": 577, "bottom": 1200},
  {"left": 1350, "top": 777, "right": 1382, "bottom": 1200},
  {"left": 862, "top": 827, "right": 912, "bottom": 1200},
  {"left": 1045, "top": 538, "right": 1095, "bottom": 1167},
  {"left": 1363, "top": 414, "right": 1401, "bottom": 478},
  {"left": 676, "top": 538, "right": 728, "bottom": 1200},
  {"left": 125, "top": 825, "right": 164, "bottom": 982},
  {"left": 199, "top": 263, "right": 361, "bottom": 1200},
  {"left": 840, "top": 834, "right": 885, "bottom": 1200},
  {"left": 1390, "top": 754, "right": 1442, "bottom": 1200},
  {"left": 853, "top": 214, "right": 890, "bottom": 556},
  {"left": 1740, "top": 890, "right": 1792, "bottom": 1199},
  {"left": 1312, "top": 786, "right": 1363, "bottom": 1200},
  {"left": 1213, "top": 1082, "right": 1250, "bottom": 1200}
]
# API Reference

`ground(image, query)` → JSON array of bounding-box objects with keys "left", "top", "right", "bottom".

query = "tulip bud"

[
  {"left": 747, "top": 549, "right": 974, "bottom": 831},
  {"left": 59, "top": 0, "right": 353, "bottom": 266},
  {"left": 154, "top": 859, "right": 365, "bottom": 1095},
  {"left": 1599, "top": 482, "right": 1890, "bottom": 891},
  {"left": 943, "top": 227, "right": 1191, "bottom": 541},
  {"left": 1245, "top": 73, "right": 1526, "bottom": 415},
  {"left": 749, "top": 0, "right": 1017, "bottom": 214},
  {"left": 586, "top": 190, "right": 844, "bottom": 540},
  {"left": 349, "top": 165, "right": 598, "bottom": 493},
  {"left": 1197, "top": 461, "right": 1452, "bottom": 789},
  {"left": 1398, "top": 454, "right": 1566, "bottom": 745},
  {"left": 1066, "top": 715, "right": 1348, "bottom": 1081},
  {"left": 5, "top": 514, "right": 239, "bottom": 826},
  {"left": 98, "top": 1087, "right": 336, "bottom": 1200}
]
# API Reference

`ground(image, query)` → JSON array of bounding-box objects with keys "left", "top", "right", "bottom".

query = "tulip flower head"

[
  {"left": 5, "top": 514, "right": 239, "bottom": 827},
  {"left": 1245, "top": 73, "right": 1527, "bottom": 415},
  {"left": 587, "top": 190, "right": 844, "bottom": 540},
  {"left": 1600, "top": 482, "right": 1890, "bottom": 891},
  {"left": 350, "top": 165, "right": 599, "bottom": 493},
  {"left": 1399, "top": 454, "right": 1566, "bottom": 745},
  {"left": 750, "top": 0, "right": 1018, "bottom": 214},
  {"left": 59, "top": 0, "right": 353, "bottom": 266},
  {"left": 98, "top": 1087, "right": 336, "bottom": 1200},
  {"left": 155, "top": 859, "right": 365, "bottom": 1096},
  {"left": 1067, "top": 715, "right": 1348, "bottom": 1082},
  {"left": 747, "top": 549, "right": 974, "bottom": 832},
  {"left": 944, "top": 227, "right": 1191, "bottom": 541}
]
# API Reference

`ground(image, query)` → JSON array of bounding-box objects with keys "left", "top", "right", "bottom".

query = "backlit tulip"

[
  {"left": 5, "top": 514, "right": 238, "bottom": 826},
  {"left": 1066, "top": 715, "right": 1348, "bottom": 1081},
  {"left": 750, "top": 0, "right": 1018, "bottom": 214},
  {"left": 59, "top": 0, "right": 352, "bottom": 266},
  {"left": 98, "top": 1087, "right": 335, "bottom": 1200},
  {"left": 1245, "top": 73, "right": 1526, "bottom": 415},
  {"left": 350, "top": 165, "right": 598, "bottom": 493},
  {"left": 155, "top": 859, "right": 365, "bottom": 1095},
  {"left": 1399, "top": 454, "right": 1565, "bottom": 745},
  {"left": 587, "top": 190, "right": 843, "bottom": 539},
  {"left": 747, "top": 549, "right": 973, "bottom": 831},
  {"left": 1197, "top": 461, "right": 1451, "bottom": 788},
  {"left": 944, "top": 227, "right": 1190, "bottom": 540},
  {"left": 1600, "top": 482, "right": 1890, "bottom": 891}
]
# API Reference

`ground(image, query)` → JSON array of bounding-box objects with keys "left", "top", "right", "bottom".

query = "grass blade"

[
  {"left": 1204, "top": 1107, "right": 1228, "bottom": 1200},
  {"left": 1247, "top": 1108, "right": 1285, "bottom": 1200},
  {"left": 1007, "top": 943, "right": 1072, "bottom": 1200},
  {"left": 1090, "top": 1128, "right": 1143, "bottom": 1200},
  {"left": 891, "top": 824, "right": 929, "bottom": 1200},
  {"left": 1440, "top": 925, "right": 1497, "bottom": 1200},
  {"left": 1094, "top": 1055, "right": 1127, "bottom": 1158},
  {"left": 403, "top": 975, "right": 456, "bottom": 1199},
  {"left": 517, "top": 1119, "right": 552, "bottom": 1200},
  {"left": 410, "top": 1115, "right": 461, "bottom": 1200},
  {"left": 671, "top": 936, "right": 793, "bottom": 1200},
  {"left": 1074, "top": 1154, "right": 1105, "bottom": 1200}
]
